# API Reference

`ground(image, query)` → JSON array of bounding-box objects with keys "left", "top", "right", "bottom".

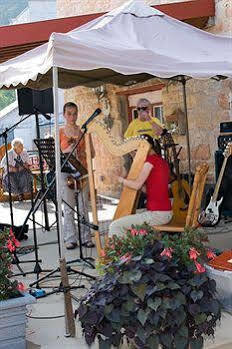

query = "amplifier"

[
  {"left": 220, "top": 122, "right": 232, "bottom": 134},
  {"left": 218, "top": 134, "right": 232, "bottom": 151}
]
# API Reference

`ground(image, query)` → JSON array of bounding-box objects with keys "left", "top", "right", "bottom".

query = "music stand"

[{"left": 29, "top": 138, "right": 97, "bottom": 288}]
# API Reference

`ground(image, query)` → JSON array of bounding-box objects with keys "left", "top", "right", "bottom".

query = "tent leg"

[
  {"left": 181, "top": 76, "right": 191, "bottom": 187},
  {"left": 53, "top": 66, "right": 76, "bottom": 338}
]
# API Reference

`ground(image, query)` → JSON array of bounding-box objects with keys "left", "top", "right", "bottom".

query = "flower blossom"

[
  {"left": 160, "top": 247, "right": 173, "bottom": 259},
  {"left": 17, "top": 282, "right": 25, "bottom": 292},
  {"left": 100, "top": 249, "right": 106, "bottom": 257},
  {"left": 139, "top": 229, "right": 148, "bottom": 236},
  {"left": 7, "top": 239, "right": 15, "bottom": 253},
  {"left": 194, "top": 261, "right": 206, "bottom": 274},
  {"left": 189, "top": 247, "right": 200, "bottom": 260},
  {"left": 120, "top": 252, "right": 132, "bottom": 263},
  {"left": 207, "top": 249, "right": 216, "bottom": 260},
  {"left": 130, "top": 229, "right": 139, "bottom": 236}
]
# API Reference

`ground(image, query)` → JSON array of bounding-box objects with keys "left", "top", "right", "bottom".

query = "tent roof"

[{"left": 0, "top": 0, "right": 231, "bottom": 90}]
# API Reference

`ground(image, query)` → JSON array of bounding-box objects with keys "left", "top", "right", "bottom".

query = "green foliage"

[
  {"left": 0, "top": 0, "right": 28, "bottom": 26},
  {"left": 78, "top": 225, "right": 221, "bottom": 349},
  {"left": 0, "top": 228, "right": 22, "bottom": 300},
  {"left": 0, "top": 90, "right": 16, "bottom": 112}
]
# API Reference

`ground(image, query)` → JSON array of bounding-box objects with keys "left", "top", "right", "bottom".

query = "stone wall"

[
  {"left": 57, "top": 0, "right": 190, "bottom": 17},
  {"left": 162, "top": 79, "right": 232, "bottom": 182},
  {"left": 58, "top": 0, "right": 232, "bottom": 196}
]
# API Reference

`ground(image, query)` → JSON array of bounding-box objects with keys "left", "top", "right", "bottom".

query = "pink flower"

[
  {"left": 120, "top": 252, "right": 132, "bottom": 263},
  {"left": 189, "top": 248, "right": 200, "bottom": 261},
  {"left": 194, "top": 261, "right": 206, "bottom": 274},
  {"left": 12, "top": 237, "right": 20, "bottom": 248},
  {"left": 7, "top": 239, "right": 15, "bottom": 252},
  {"left": 17, "top": 282, "right": 25, "bottom": 292},
  {"left": 100, "top": 249, "right": 106, "bottom": 257},
  {"left": 9, "top": 229, "right": 14, "bottom": 237},
  {"left": 160, "top": 248, "right": 173, "bottom": 259},
  {"left": 207, "top": 249, "right": 216, "bottom": 260},
  {"left": 130, "top": 229, "right": 139, "bottom": 236},
  {"left": 139, "top": 229, "right": 148, "bottom": 236}
]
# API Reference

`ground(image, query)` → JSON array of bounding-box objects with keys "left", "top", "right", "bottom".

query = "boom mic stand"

[
  {"left": 12, "top": 158, "right": 52, "bottom": 285},
  {"left": 0, "top": 129, "right": 44, "bottom": 277},
  {"left": 29, "top": 127, "right": 98, "bottom": 288}
]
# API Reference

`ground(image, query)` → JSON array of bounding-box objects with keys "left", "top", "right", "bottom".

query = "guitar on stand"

[
  {"left": 161, "top": 130, "right": 191, "bottom": 223},
  {"left": 198, "top": 142, "right": 232, "bottom": 227}
]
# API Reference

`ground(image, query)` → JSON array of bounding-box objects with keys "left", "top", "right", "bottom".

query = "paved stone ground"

[{"left": 1, "top": 198, "right": 232, "bottom": 348}]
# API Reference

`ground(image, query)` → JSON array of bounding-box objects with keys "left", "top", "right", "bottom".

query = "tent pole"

[
  {"left": 52, "top": 66, "right": 76, "bottom": 338},
  {"left": 53, "top": 67, "right": 64, "bottom": 259},
  {"left": 181, "top": 76, "right": 191, "bottom": 187}
]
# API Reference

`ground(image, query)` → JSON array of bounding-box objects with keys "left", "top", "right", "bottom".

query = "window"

[{"left": 153, "top": 104, "right": 163, "bottom": 123}]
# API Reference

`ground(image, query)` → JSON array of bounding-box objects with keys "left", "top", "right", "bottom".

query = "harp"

[{"left": 85, "top": 120, "right": 151, "bottom": 256}]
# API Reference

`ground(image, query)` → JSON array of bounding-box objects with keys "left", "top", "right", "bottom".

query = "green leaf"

[
  {"left": 137, "top": 326, "right": 147, "bottom": 343},
  {"left": 123, "top": 298, "right": 136, "bottom": 312},
  {"left": 189, "top": 337, "right": 204, "bottom": 349},
  {"left": 195, "top": 313, "right": 207, "bottom": 325},
  {"left": 98, "top": 337, "right": 111, "bottom": 349},
  {"left": 160, "top": 333, "right": 173, "bottom": 348},
  {"left": 147, "top": 335, "right": 159, "bottom": 349},
  {"left": 190, "top": 290, "right": 203, "bottom": 302},
  {"left": 104, "top": 304, "right": 114, "bottom": 315},
  {"left": 174, "top": 334, "right": 189, "bottom": 349},
  {"left": 162, "top": 298, "right": 172, "bottom": 310},
  {"left": 118, "top": 270, "right": 142, "bottom": 284},
  {"left": 131, "top": 283, "right": 146, "bottom": 301},
  {"left": 147, "top": 297, "right": 162, "bottom": 311},
  {"left": 105, "top": 309, "right": 121, "bottom": 323},
  {"left": 132, "top": 255, "right": 142, "bottom": 261},
  {"left": 176, "top": 292, "right": 187, "bottom": 305},
  {"left": 143, "top": 258, "right": 154, "bottom": 264},
  {"left": 129, "top": 270, "right": 142, "bottom": 282},
  {"left": 178, "top": 326, "right": 188, "bottom": 338},
  {"left": 137, "top": 309, "right": 150, "bottom": 326},
  {"left": 167, "top": 282, "right": 181, "bottom": 290}
]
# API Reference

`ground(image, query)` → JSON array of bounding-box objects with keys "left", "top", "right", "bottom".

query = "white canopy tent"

[
  {"left": 0, "top": 0, "right": 232, "bottom": 334},
  {"left": 0, "top": 0, "right": 232, "bottom": 90}
]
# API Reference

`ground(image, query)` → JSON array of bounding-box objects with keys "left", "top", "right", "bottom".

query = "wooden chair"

[
  {"left": 0, "top": 144, "right": 37, "bottom": 202},
  {"left": 154, "top": 163, "right": 209, "bottom": 233}
]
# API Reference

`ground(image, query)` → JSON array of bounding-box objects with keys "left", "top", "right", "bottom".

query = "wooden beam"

[{"left": 116, "top": 84, "right": 165, "bottom": 96}]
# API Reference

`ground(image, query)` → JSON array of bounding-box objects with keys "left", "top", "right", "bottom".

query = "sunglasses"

[{"left": 137, "top": 106, "right": 148, "bottom": 111}]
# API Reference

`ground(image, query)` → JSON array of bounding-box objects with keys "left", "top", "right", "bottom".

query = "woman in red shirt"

[{"left": 109, "top": 134, "right": 173, "bottom": 237}]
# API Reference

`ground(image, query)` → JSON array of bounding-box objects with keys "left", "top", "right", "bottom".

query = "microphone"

[{"left": 81, "top": 108, "right": 101, "bottom": 129}]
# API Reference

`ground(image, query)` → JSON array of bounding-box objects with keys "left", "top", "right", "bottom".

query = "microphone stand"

[
  {"left": 29, "top": 125, "right": 97, "bottom": 288},
  {"left": 12, "top": 158, "right": 51, "bottom": 284},
  {"left": 0, "top": 110, "right": 52, "bottom": 278},
  {"left": 34, "top": 108, "right": 50, "bottom": 231}
]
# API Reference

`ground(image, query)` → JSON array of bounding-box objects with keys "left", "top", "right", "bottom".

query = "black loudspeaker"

[
  {"left": 0, "top": 223, "right": 29, "bottom": 241},
  {"left": 220, "top": 122, "right": 232, "bottom": 133},
  {"left": 17, "top": 88, "right": 54, "bottom": 116}
]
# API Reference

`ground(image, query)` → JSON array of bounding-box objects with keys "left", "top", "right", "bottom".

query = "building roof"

[{"left": 0, "top": 0, "right": 215, "bottom": 64}]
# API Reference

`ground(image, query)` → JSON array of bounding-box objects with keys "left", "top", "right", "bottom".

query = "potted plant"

[
  {"left": 0, "top": 228, "right": 36, "bottom": 349},
  {"left": 77, "top": 224, "right": 221, "bottom": 349}
]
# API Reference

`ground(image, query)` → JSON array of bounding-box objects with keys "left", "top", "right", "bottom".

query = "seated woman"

[
  {"left": 109, "top": 134, "right": 173, "bottom": 237},
  {"left": 1, "top": 138, "right": 32, "bottom": 201}
]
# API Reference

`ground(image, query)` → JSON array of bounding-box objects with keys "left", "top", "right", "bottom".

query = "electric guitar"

[
  {"left": 198, "top": 143, "right": 232, "bottom": 227},
  {"left": 161, "top": 131, "right": 191, "bottom": 222}
]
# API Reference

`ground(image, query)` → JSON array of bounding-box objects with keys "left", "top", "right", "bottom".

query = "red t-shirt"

[{"left": 145, "top": 154, "right": 172, "bottom": 211}]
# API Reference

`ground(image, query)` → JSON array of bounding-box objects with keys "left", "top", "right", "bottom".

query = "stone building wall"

[{"left": 57, "top": 0, "right": 232, "bottom": 196}]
